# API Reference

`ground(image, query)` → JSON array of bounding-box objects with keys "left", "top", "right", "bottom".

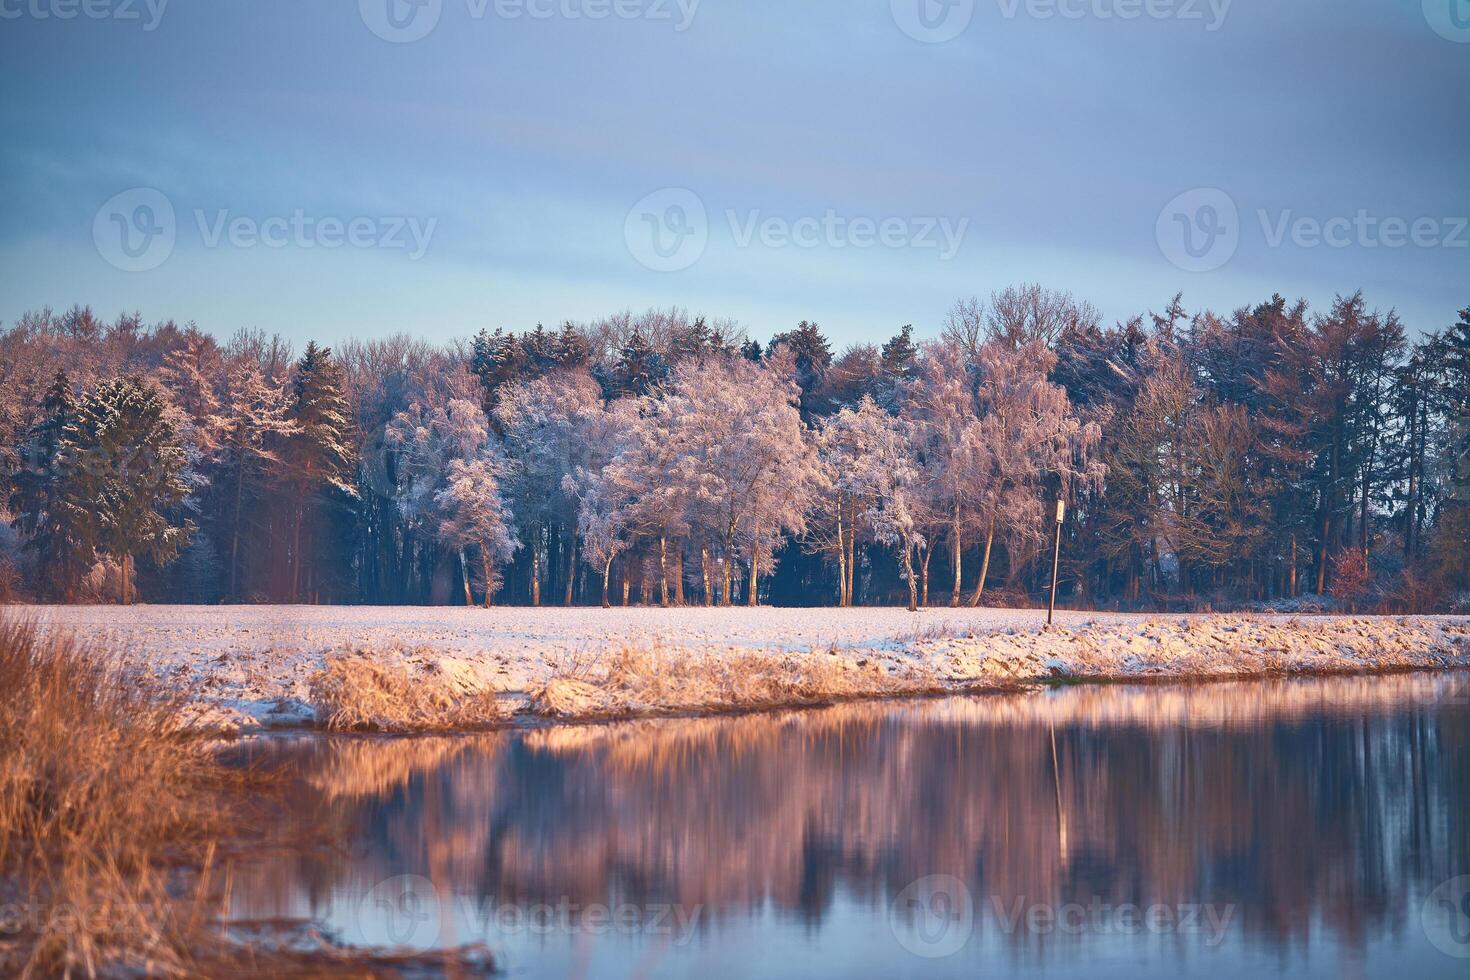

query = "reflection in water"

[{"left": 230, "top": 673, "right": 1470, "bottom": 978}]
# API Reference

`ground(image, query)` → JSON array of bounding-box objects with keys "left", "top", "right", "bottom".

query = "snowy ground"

[{"left": 14, "top": 604, "right": 1470, "bottom": 732}]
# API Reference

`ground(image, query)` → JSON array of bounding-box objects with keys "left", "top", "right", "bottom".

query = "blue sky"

[{"left": 1, "top": 0, "right": 1466, "bottom": 347}]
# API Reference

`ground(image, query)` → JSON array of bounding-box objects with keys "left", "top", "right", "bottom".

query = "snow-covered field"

[{"left": 15, "top": 604, "right": 1470, "bottom": 732}]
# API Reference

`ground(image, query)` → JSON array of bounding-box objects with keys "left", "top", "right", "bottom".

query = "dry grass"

[
  {"left": 0, "top": 616, "right": 495, "bottom": 977},
  {"left": 0, "top": 616, "right": 237, "bottom": 978},
  {"left": 531, "top": 644, "right": 939, "bottom": 720},
  {"left": 307, "top": 654, "right": 505, "bottom": 733}
]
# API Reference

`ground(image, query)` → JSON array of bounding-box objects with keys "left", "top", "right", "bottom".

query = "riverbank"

[{"left": 18, "top": 605, "right": 1470, "bottom": 733}]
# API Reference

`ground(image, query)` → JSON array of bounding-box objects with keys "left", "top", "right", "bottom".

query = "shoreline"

[
  {"left": 16, "top": 605, "right": 1469, "bottom": 735},
  {"left": 240, "top": 662, "right": 1470, "bottom": 738}
]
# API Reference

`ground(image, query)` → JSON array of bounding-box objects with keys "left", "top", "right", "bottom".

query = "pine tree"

[
  {"left": 553, "top": 321, "right": 590, "bottom": 368},
  {"left": 769, "top": 320, "right": 833, "bottom": 414},
  {"left": 470, "top": 328, "right": 523, "bottom": 416},
  {"left": 285, "top": 343, "right": 356, "bottom": 602},
  {"left": 56, "top": 377, "right": 194, "bottom": 604},
  {"left": 1436, "top": 307, "right": 1470, "bottom": 491},
  {"left": 610, "top": 328, "right": 669, "bottom": 398},
  {"left": 1425, "top": 307, "right": 1470, "bottom": 590},
  {"left": 522, "top": 323, "right": 557, "bottom": 374},
  {"left": 158, "top": 331, "right": 223, "bottom": 441},
  {"left": 8, "top": 372, "right": 91, "bottom": 598}
]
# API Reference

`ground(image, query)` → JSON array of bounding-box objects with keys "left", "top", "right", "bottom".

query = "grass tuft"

[{"left": 307, "top": 654, "right": 505, "bottom": 732}]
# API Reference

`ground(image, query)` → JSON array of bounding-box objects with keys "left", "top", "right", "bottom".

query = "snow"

[{"left": 18, "top": 604, "right": 1470, "bottom": 733}]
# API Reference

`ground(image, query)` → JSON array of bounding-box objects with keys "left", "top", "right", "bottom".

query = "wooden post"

[{"left": 1048, "top": 499, "right": 1065, "bottom": 627}]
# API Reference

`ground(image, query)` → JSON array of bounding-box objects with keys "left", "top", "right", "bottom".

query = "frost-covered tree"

[
  {"left": 56, "top": 377, "right": 194, "bottom": 604},
  {"left": 495, "top": 367, "right": 606, "bottom": 604},
  {"left": 965, "top": 338, "right": 1102, "bottom": 605},
  {"left": 906, "top": 337, "right": 988, "bottom": 606},
  {"left": 653, "top": 352, "right": 820, "bottom": 606},
  {"left": 385, "top": 396, "right": 493, "bottom": 601},
  {"left": 600, "top": 393, "right": 694, "bottom": 606},
  {"left": 212, "top": 359, "right": 295, "bottom": 600},
  {"left": 8, "top": 372, "right": 90, "bottom": 598},
  {"left": 435, "top": 454, "right": 519, "bottom": 605},
  {"left": 565, "top": 462, "right": 632, "bottom": 607},
  {"left": 157, "top": 331, "right": 223, "bottom": 448},
  {"left": 607, "top": 327, "right": 668, "bottom": 398},
  {"left": 821, "top": 397, "right": 925, "bottom": 609}
]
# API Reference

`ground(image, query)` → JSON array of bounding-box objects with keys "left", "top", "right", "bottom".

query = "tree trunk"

[
  {"left": 621, "top": 574, "right": 630, "bottom": 606},
  {"left": 121, "top": 553, "right": 132, "bottom": 605},
  {"left": 920, "top": 542, "right": 932, "bottom": 607},
  {"left": 480, "top": 547, "right": 494, "bottom": 607},
  {"left": 291, "top": 485, "right": 306, "bottom": 602},
  {"left": 1316, "top": 509, "right": 1330, "bottom": 595},
  {"left": 701, "top": 548, "right": 713, "bottom": 606},
  {"left": 840, "top": 511, "right": 852, "bottom": 608},
  {"left": 531, "top": 532, "right": 541, "bottom": 606},
  {"left": 722, "top": 548, "right": 734, "bottom": 606},
  {"left": 902, "top": 538, "right": 918, "bottom": 612},
  {"left": 459, "top": 549, "right": 473, "bottom": 607},
  {"left": 1289, "top": 534, "right": 1298, "bottom": 598},
  {"left": 602, "top": 556, "right": 613, "bottom": 608},
  {"left": 967, "top": 518, "right": 996, "bottom": 607},
  {"left": 659, "top": 536, "right": 670, "bottom": 607},
  {"left": 950, "top": 501, "right": 963, "bottom": 607},
  {"left": 229, "top": 460, "right": 245, "bottom": 600},
  {"left": 747, "top": 555, "right": 759, "bottom": 608},
  {"left": 565, "top": 532, "right": 577, "bottom": 605},
  {"left": 845, "top": 520, "right": 857, "bottom": 605}
]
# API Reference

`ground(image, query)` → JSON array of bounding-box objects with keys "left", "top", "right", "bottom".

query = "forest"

[{"left": 1, "top": 285, "right": 1466, "bottom": 611}]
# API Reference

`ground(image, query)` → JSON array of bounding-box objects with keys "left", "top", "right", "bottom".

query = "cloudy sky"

[{"left": 1, "top": 0, "right": 1466, "bottom": 347}]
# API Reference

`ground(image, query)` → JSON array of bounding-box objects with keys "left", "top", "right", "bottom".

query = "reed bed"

[{"left": 0, "top": 616, "right": 492, "bottom": 977}]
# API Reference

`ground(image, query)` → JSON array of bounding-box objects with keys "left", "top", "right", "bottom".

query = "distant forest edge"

[{"left": 1, "top": 285, "right": 1467, "bottom": 612}]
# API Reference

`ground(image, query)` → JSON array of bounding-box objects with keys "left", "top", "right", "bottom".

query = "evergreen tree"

[
  {"left": 285, "top": 343, "right": 356, "bottom": 601},
  {"left": 470, "top": 328, "right": 523, "bottom": 415},
  {"left": 522, "top": 323, "right": 557, "bottom": 374},
  {"left": 8, "top": 372, "right": 91, "bottom": 598},
  {"left": 610, "top": 328, "right": 669, "bottom": 398},
  {"left": 56, "top": 377, "right": 194, "bottom": 604},
  {"left": 1435, "top": 307, "right": 1470, "bottom": 491},
  {"left": 875, "top": 323, "right": 920, "bottom": 411},
  {"left": 769, "top": 320, "right": 833, "bottom": 411},
  {"left": 553, "top": 321, "right": 590, "bottom": 368},
  {"left": 880, "top": 324, "right": 919, "bottom": 381}
]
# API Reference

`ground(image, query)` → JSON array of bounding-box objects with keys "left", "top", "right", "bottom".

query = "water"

[{"left": 228, "top": 673, "right": 1470, "bottom": 978}]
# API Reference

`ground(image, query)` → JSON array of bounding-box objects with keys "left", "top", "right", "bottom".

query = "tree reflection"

[{"left": 231, "top": 673, "right": 1470, "bottom": 964}]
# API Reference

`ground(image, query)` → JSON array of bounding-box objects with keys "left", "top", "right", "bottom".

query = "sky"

[{"left": 0, "top": 0, "right": 1467, "bottom": 349}]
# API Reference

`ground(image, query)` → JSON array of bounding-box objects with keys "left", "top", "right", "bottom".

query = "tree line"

[{"left": 1, "top": 286, "right": 1466, "bottom": 610}]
